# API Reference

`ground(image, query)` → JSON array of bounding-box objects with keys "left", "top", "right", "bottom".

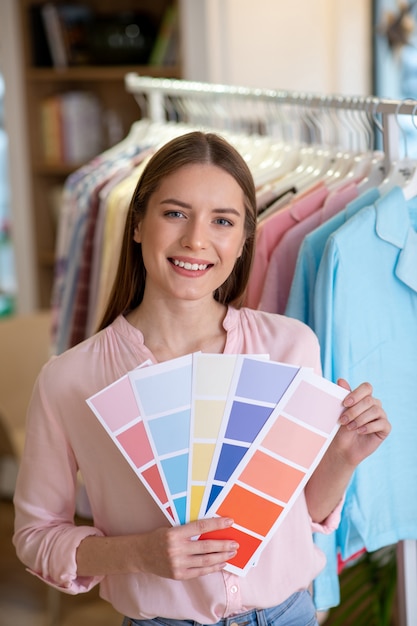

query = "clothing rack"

[
  {"left": 125, "top": 72, "right": 417, "bottom": 169},
  {"left": 125, "top": 72, "right": 417, "bottom": 625}
]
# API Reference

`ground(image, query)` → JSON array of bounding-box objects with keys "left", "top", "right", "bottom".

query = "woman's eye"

[
  {"left": 165, "top": 210, "right": 185, "bottom": 218},
  {"left": 215, "top": 218, "right": 233, "bottom": 226}
]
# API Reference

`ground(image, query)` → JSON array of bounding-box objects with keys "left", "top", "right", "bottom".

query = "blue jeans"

[{"left": 121, "top": 590, "right": 318, "bottom": 626}]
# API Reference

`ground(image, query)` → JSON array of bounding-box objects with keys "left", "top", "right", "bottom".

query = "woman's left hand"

[{"left": 333, "top": 379, "right": 391, "bottom": 468}]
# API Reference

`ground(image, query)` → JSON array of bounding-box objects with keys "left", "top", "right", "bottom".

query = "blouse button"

[{"left": 230, "top": 585, "right": 239, "bottom": 594}]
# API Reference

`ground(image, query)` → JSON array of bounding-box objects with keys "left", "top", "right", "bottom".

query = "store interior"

[{"left": 1, "top": 1, "right": 417, "bottom": 624}]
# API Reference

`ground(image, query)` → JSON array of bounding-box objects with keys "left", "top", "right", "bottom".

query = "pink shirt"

[
  {"left": 245, "top": 183, "right": 329, "bottom": 309},
  {"left": 259, "top": 182, "right": 359, "bottom": 315},
  {"left": 13, "top": 308, "right": 341, "bottom": 622}
]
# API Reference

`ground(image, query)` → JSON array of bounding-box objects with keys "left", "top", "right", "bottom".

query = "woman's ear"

[
  {"left": 237, "top": 236, "right": 246, "bottom": 259},
  {"left": 133, "top": 222, "right": 142, "bottom": 244}
]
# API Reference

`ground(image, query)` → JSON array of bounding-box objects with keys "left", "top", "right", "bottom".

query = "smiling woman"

[
  {"left": 12, "top": 130, "right": 390, "bottom": 626},
  {"left": 130, "top": 162, "right": 247, "bottom": 311},
  {"left": 98, "top": 131, "right": 257, "bottom": 330}
]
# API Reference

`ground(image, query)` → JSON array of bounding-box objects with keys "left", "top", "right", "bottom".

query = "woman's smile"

[{"left": 169, "top": 257, "right": 213, "bottom": 273}]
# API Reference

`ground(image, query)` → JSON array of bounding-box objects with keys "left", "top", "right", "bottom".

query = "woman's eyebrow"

[
  {"left": 160, "top": 198, "right": 191, "bottom": 208},
  {"left": 212, "top": 207, "right": 242, "bottom": 216},
  {"left": 160, "top": 198, "right": 241, "bottom": 216}
]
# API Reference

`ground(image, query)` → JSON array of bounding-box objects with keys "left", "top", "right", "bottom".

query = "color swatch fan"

[{"left": 86, "top": 352, "right": 348, "bottom": 575}]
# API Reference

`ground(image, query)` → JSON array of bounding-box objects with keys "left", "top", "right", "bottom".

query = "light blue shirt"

[
  {"left": 285, "top": 187, "right": 380, "bottom": 609},
  {"left": 312, "top": 186, "right": 417, "bottom": 609},
  {"left": 286, "top": 187, "right": 380, "bottom": 326}
]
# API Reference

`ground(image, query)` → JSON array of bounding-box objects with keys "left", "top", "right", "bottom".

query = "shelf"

[
  {"left": 26, "top": 65, "right": 182, "bottom": 82},
  {"left": 33, "top": 162, "right": 83, "bottom": 176}
]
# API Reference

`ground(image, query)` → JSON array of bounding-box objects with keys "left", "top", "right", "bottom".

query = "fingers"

[
  {"left": 337, "top": 377, "right": 351, "bottom": 393},
  {"left": 155, "top": 517, "right": 239, "bottom": 580},
  {"left": 177, "top": 515, "right": 234, "bottom": 539},
  {"left": 180, "top": 538, "right": 238, "bottom": 579},
  {"left": 341, "top": 401, "right": 387, "bottom": 436},
  {"left": 165, "top": 541, "right": 237, "bottom": 580},
  {"left": 181, "top": 517, "right": 239, "bottom": 562},
  {"left": 339, "top": 380, "right": 371, "bottom": 407},
  {"left": 337, "top": 380, "right": 390, "bottom": 438}
]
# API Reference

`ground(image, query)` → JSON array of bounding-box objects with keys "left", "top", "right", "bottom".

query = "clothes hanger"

[
  {"left": 340, "top": 99, "right": 380, "bottom": 181},
  {"left": 321, "top": 99, "right": 370, "bottom": 186},
  {"left": 378, "top": 99, "right": 417, "bottom": 200},
  {"left": 401, "top": 102, "right": 417, "bottom": 200},
  {"left": 257, "top": 97, "right": 337, "bottom": 196},
  {"left": 336, "top": 98, "right": 389, "bottom": 192},
  {"left": 356, "top": 97, "right": 387, "bottom": 193},
  {"left": 247, "top": 102, "right": 299, "bottom": 182},
  {"left": 216, "top": 99, "right": 300, "bottom": 192}
]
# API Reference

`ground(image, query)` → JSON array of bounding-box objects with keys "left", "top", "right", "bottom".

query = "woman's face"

[{"left": 134, "top": 163, "right": 247, "bottom": 305}]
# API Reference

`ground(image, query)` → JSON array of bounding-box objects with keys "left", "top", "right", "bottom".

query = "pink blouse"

[{"left": 13, "top": 307, "right": 341, "bottom": 622}]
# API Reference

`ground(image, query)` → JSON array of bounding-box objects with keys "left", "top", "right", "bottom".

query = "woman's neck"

[{"left": 126, "top": 297, "right": 228, "bottom": 362}]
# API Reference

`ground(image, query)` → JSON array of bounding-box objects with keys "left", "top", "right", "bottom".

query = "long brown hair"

[{"left": 97, "top": 131, "right": 257, "bottom": 330}]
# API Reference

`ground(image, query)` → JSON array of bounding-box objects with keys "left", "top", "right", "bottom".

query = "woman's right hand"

[{"left": 137, "top": 516, "right": 238, "bottom": 579}]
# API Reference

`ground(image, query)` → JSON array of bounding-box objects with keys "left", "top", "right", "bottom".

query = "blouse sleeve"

[
  {"left": 310, "top": 495, "right": 345, "bottom": 535},
  {"left": 12, "top": 365, "right": 105, "bottom": 594}
]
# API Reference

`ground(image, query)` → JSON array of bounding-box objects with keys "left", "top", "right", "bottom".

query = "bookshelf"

[{"left": 18, "top": 0, "right": 182, "bottom": 308}]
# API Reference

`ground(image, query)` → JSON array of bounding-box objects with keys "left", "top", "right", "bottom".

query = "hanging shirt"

[
  {"left": 70, "top": 151, "right": 154, "bottom": 345},
  {"left": 52, "top": 142, "right": 149, "bottom": 354},
  {"left": 92, "top": 160, "right": 150, "bottom": 333},
  {"left": 85, "top": 165, "right": 141, "bottom": 338},
  {"left": 312, "top": 186, "right": 417, "bottom": 609},
  {"left": 259, "top": 181, "right": 359, "bottom": 315},
  {"left": 285, "top": 186, "right": 380, "bottom": 327},
  {"left": 284, "top": 186, "right": 380, "bottom": 609},
  {"left": 245, "top": 182, "right": 329, "bottom": 309}
]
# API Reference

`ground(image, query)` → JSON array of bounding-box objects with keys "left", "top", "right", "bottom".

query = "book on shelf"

[
  {"left": 41, "top": 3, "right": 69, "bottom": 68},
  {"left": 148, "top": 4, "right": 179, "bottom": 66},
  {"left": 29, "top": 4, "right": 53, "bottom": 67},
  {"left": 60, "top": 92, "right": 103, "bottom": 163},
  {"left": 40, "top": 3, "right": 93, "bottom": 68},
  {"left": 40, "top": 92, "right": 103, "bottom": 165},
  {"left": 40, "top": 96, "right": 63, "bottom": 163}
]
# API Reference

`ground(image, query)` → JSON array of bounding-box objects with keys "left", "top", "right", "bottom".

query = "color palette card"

[
  {"left": 86, "top": 362, "right": 176, "bottom": 523},
  {"left": 188, "top": 353, "right": 271, "bottom": 521},
  {"left": 128, "top": 354, "right": 194, "bottom": 525},
  {"left": 199, "top": 356, "right": 300, "bottom": 518},
  {"left": 188, "top": 353, "right": 241, "bottom": 522},
  {"left": 199, "top": 368, "right": 349, "bottom": 576},
  {"left": 87, "top": 353, "right": 349, "bottom": 577}
]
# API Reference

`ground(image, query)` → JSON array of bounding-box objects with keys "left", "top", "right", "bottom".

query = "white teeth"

[{"left": 173, "top": 259, "right": 208, "bottom": 271}]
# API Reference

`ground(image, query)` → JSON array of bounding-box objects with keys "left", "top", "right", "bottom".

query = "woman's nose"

[{"left": 180, "top": 219, "right": 207, "bottom": 249}]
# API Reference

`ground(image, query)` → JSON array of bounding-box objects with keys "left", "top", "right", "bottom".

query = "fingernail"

[
  {"left": 225, "top": 518, "right": 234, "bottom": 526},
  {"left": 231, "top": 542, "right": 239, "bottom": 550},
  {"left": 340, "top": 414, "right": 349, "bottom": 425}
]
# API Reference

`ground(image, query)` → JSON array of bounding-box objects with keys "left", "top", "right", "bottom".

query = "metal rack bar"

[
  {"left": 125, "top": 73, "right": 417, "bottom": 165},
  {"left": 125, "top": 72, "right": 417, "bottom": 115}
]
